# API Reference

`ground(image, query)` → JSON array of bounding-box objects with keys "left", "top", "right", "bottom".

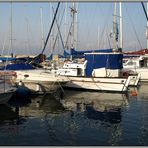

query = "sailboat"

[
  {"left": 50, "top": 2, "right": 139, "bottom": 92},
  {"left": 0, "top": 2, "right": 35, "bottom": 72},
  {"left": 10, "top": 2, "right": 70, "bottom": 94},
  {"left": 122, "top": 2, "right": 148, "bottom": 82},
  {"left": 123, "top": 54, "right": 148, "bottom": 82}
]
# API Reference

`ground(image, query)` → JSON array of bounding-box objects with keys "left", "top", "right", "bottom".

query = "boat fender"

[{"left": 131, "top": 90, "right": 137, "bottom": 96}]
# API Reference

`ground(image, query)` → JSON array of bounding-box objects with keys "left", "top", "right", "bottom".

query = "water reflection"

[
  {"left": 136, "top": 84, "right": 148, "bottom": 145},
  {"left": 126, "top": 85, "right": 148, "bottom": 146},
  {"left": 85, "top": 105, "right": 121, "bottom": 123},
  {"left": 8, "top": 94, "right": 65, "bottom": 118},
  {"left": 0, "top": 92, "right": 65, "bottom": 127},
  {"left": 0, "top": 87, "right": 147, "bottom": 145},
  {"left": 56, "top": 91, "right": 129, "bottom": 145},
  {"left": 137, "top": 84, "right": 148, "bottom": 100},
  {"left": 62, "top": 90, "right": 128, "bottom": 112},
  {"left": 129, "top": 83, "right": 148, "bottom": 100},
  {"left": 0, "top": 104, "right": 18, "bottom": 124}
]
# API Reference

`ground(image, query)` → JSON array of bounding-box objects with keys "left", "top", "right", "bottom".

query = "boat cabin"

[
  {"left": 55, "top": 52, "right": 123, "bottom": 78},
  {"left": 123, "top": 55, "right": 148, "bottom": 69}
]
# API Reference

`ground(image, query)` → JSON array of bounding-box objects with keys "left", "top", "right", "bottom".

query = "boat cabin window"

[
  {"left": 123, "top": 59, "right": 128, "bottom": 63},
  {"left": 139, "top": 60, "right": 147, "bottom": 67},
  {"left": 126, "top": 61, "right": 136, "bottom": 66},
  {"left": 77, "top": 68, "right": 82, "bottom": 76},
  {"left": 139, "top": 60, "right": 144, "bottom": 67}
]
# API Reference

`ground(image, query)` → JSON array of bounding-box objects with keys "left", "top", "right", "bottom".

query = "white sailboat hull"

[
  {"left": 64, "top": 76, "right": 131, "bottom": 92},
  {"left": 15, "top": 81, "right": 67, "bottom": 94},
  {"left": 11, "top": 70, "right": 69, "bottom": 94}
]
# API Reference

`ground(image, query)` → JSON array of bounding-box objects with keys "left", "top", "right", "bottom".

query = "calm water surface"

[{"left": 0, "top": 84, "right": 148, "bottom": 146}]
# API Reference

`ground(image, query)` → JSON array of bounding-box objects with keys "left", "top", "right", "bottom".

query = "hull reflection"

[{"left": 62, "top": 90, "right": 128, "bottom": 113}]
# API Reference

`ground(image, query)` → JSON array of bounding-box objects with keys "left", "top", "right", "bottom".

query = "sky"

[{"left": 0, "top": 2, "right": 147, "bottom": 55}]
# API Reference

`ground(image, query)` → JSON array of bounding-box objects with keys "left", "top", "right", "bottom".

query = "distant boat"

[
  {"left": 122, "top": 2, "right": 148, "bottom": 82},
  {"left": 123, "top": 2, "right": 148, "bottom": 82},
  {"left": 123, "top": 55, "right": 148, "bottom": 82},
  {"left": 123, "top": 49, "right": 148, "bottom": 56}
]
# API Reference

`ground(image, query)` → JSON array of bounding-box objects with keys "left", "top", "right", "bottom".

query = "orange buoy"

[{"left": 131, "top": 90, "right": 137, "bottom": 96}]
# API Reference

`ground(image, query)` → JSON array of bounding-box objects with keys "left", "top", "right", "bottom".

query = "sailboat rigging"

[
  {"left": 141, "top": 2, "right": 148, "bottom": 21},
  {"left": 49, "top": 2, "right": 140, "bottom": 92},
  {"left": 29, "top": 2, "right": 61, "bottom": 65},
  {"left": 52, "top": 8, "right": 65, "bottom": 55},
  {"left": 41, "top": 2, "right": 60, "bottom": 54},
  {"left": 52, "top": 7, "right": 65, "bottom": 51}
]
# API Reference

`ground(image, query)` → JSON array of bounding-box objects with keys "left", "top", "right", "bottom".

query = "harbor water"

[{"left": 0, "top": 84, "right": 148, "bottom": 146}]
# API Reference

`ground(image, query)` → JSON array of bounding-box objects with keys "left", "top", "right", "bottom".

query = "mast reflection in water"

[{"left": 0, "top": 86, "right": 148, "bottom": 146}]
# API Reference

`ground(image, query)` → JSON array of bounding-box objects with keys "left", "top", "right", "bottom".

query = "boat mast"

[
  {"left": 10, "top": 2, "right": 13, "bottom": 57},
  {"left": 113, "top": 2, "right": 117, "bottom": 50},
  {"left": 146, "top": 2, "right": 148, "bottom": 49},
  {"left": 2, "top": 32, "right": 7, "bottom": 55},
  {"left": 25, "top": 17, "right": 30, "bottom": 54},
  {"left": 141, "top": 2, "right": 148, "bottom": 50},
  {"left": 97, "top": 25, "right": 100, "bottom": 49},
  {"left": 71, "top": 2, "right": 75, "bottom": 49},
  {"left": 40, "top": 7, "right": 44, "bottom": 50},
  {"left": 64, "top": 2, "right": 67, "bottom": 49},
  {"left": 119, "top": 2, "right": 122, "bottom": 52},
  {"left": 41, "top": 2, "right": 60, "bottom": 54},
  {"left": 71, "top": 2, "right": 78, "bottom": 49},
  {"left": 75, "top": 2, "right": 78, "bottom": 49},
  {"left": 49, "top": 3, "right": 53, "bottom": 54}
]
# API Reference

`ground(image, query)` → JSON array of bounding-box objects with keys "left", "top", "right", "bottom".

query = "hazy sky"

[{"left": 0, "top": 2, "right": 147, "bottom": 55}]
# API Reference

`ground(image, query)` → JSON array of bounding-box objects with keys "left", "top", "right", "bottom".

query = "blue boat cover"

[
  {"left": 71, "top": 48, "right": 113, "bottom": 58},
  {"left": 56, "top": 50, "right": 70, "bottom": 58},
  {"left": 0, "top": 63, "right": 34, "bottom": 70},
  {"left": 63, "top": 50, "right": 70, "bottom": 58},
  {"left": 0, "top": 57, "right": 16, "bottom": 62},
  {"left": 58, "top": 54, "right": 64, "bottom": 58},
  {"left": 85, "top": 53, "right": 123, "bottom": 77},
  {"left": 46, "top": 54, "right": 53, "bottom": 60}
]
